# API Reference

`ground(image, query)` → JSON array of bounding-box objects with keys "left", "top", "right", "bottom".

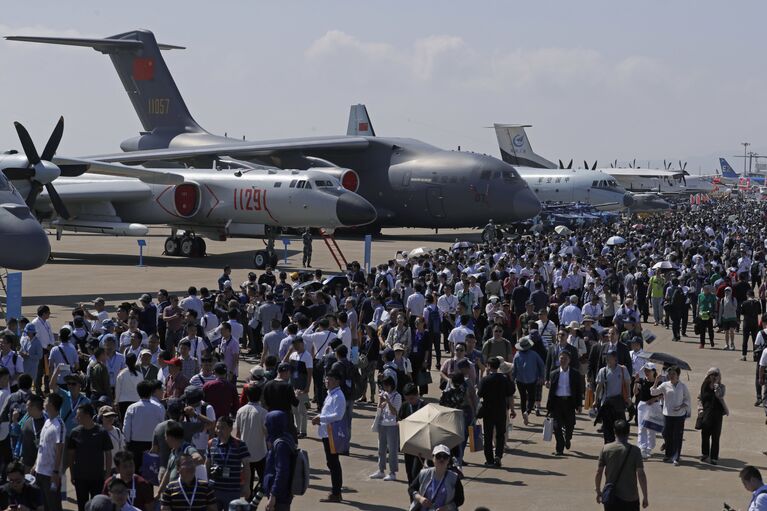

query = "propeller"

[
  {"left": 567, "top": 159, "right": 573, "bottom": 169},
  {"left": 558, "top": 159, "right": 564, "bottom": 169},
  {"left": 1, "top": 117, "right": 87, "bottom": 219},
  {"left": 591, "top": 160, "right": 598, "bottom": 170}
]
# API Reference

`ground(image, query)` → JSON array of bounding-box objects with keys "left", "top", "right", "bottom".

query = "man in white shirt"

[
  {"left": 447, "top": 319, "right": 473, "bottom": 354},
  {"left": 118, "top": 318, "right": 148, "bottom": 350},
  {"left": 405, "top": 284, "right": 426, "bottom": 325},
  {"left": 559, "top": 295, "right": 583, "bottom": 326},
  {"left": 30, "top": 305, "right": 55, "bottom": 394},
  {"left": 179, "top": 286, "right": 205, "bottom": 319},
  {"left": 336, "top": 313, "right": 353, "bottom": 351},
  {"left": 34, "top": 392, "right": 65, "bottom": 511}
]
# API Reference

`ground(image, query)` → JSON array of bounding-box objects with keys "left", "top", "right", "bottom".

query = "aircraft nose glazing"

[
  {"left": 0, "top": 204, "right": 50, "bottom": 270},
  {"left": 512, "top": 187, "right": 541, "bottom": 220},
  {"left": 335, "top": 193, "right": 377, "bottom": 227}
]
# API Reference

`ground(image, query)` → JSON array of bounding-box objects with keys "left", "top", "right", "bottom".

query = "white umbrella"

[
  {"left": 408, "top": 247, "right": 430, "bottom": 258},
  {"left": 399, "top": 404, "right": 464, "bottom": 459},
  {"left": 554, "top": 225, "right": 572, "bottom": 235},
  {"left": 452, "top": 241, "right": 473, "bottom": 250},
  {"left": 606, "top": 236, "right": 626, "bottom": 246},
  {"left": 652, "top": 261, "right": 676, "bottom": 270}
]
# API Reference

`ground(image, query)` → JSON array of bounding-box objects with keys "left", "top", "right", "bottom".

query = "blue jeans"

[
  {"left": 651, "top": 297, "right": 663, "bottom": 324},
  {"left": 377, "top": 424, "right": 399, "bottom": 473}
]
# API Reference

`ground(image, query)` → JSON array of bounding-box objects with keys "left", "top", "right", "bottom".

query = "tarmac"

[{"left": 8, "top": 228, "right": 765, "bottom": 511}]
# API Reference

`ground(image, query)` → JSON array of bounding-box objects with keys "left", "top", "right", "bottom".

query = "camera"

[
  {"left": 210, "top": 465, "right": 223, "bottom": 479},
  {"left": 723, "top": 503, "right": 734, "bottom": 511}
]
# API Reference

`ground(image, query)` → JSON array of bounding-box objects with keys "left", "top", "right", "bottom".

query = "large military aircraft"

[
  {"left": 7, "top": 30, "right": 541, "bottom": 230},
  {"left": 492, "top": 124, "right": 633, "bottom": 210},
  {"left": 1, "top": 118, "right": 377, "bottom": 268}
]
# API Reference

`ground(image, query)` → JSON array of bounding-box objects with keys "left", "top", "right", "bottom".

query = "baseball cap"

[
  {"left": 167, "top": 357, "right": 183, "bottom": 367},
  {"left": 393, "top": 343, "right": 405, "bottom": 351},
  {"left": 101, "top": 319, "right": 115, "bottom": 330},
  {"left": 23, "top": 323, "right": 36, "bottom": 334},
  {"left": 432, "top": 444, "right": 451, "bottom": 456},
  {"left": 139, "top": 349, "right": 152, "bottom": 358},
  {"left": 93, "top": 297, "right": 105, "bottom": 305},
  {"left": 139, "top": 293, "right": 151, "bottom": 303},
  {"left": 249, "top": 366, "right": 265, "bottom": 379}
]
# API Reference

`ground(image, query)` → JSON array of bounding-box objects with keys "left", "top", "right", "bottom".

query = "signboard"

[{"left": 5, "top": 272, "right": 22, "bottom": 321}]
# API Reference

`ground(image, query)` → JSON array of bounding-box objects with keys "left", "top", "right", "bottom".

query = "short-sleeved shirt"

[
  {"left": 289, "top": 351, "right": 313, "bottom": 391},
  {"left": 207, "top": 437, "right": 250, "bottom": 492},
  {"left": 598, "top": 441, "right": 643, "bottom": 502},
  {"left": 102, "top": 474, "right": 154, "bottom": 511},
  {"left": 0, "top": 482, "right": 43, "bottom": 510},
  {"left": 20, "top": 416, "right": 46, "bottom": 468},
  {"left": 160, "top": 478, "right": 215, "bottom": 511},
  {"left": 35, "top": 416, "right": 65, "bottom": 476},
  {"left": 167, "top": 443, "right": 199, "bottom": 481},
  {"left": 596, "top": 365, "right": 630, "bottom": 403},
  {"left": 67, "top": 424, "right": 114, "bottom": 480},
  {"left": 58, "top": 389, "right": 91, "bottom": 435}
]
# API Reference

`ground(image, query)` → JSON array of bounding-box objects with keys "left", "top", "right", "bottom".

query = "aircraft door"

[{"left": 426, "top": 187, "right": 446, "bottom": 218}]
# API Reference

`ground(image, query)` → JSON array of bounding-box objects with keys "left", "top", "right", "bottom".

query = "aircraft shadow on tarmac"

[{"left": 48, "top": 249, "right": 301, "bottom": 269}]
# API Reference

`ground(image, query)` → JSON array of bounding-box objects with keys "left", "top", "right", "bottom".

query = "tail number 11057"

[{"left": 234, "top": 188, "right": 265, "bottom": 211}]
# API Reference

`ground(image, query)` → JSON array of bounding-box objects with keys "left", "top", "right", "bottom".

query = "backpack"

[
  {"left": 671, "top": 287, "right": 686, "bottom": 308},
  {"left": 439, "top": 383, "right": 466, "bottom": 410},
  {"left": 426, "top": 305, "right": 441, "bottom": 334},
  {"left": 275, "top": 438, "right": 310, "bottom": 496},
  {"left": 753, "top": 262, "right": 761, "bottom": 278}
]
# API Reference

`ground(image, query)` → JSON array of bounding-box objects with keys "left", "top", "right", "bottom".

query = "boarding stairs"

[{"left": 320, "top": 229, "right": 348, "bottom": 271}]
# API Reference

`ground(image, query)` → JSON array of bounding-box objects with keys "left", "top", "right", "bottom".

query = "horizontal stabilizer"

[
  {"left": 53, "top": 156, "right": 185, "bottom": 185},
  {"left": 5, "top": 35, "right": 184, "bottom": 52}
]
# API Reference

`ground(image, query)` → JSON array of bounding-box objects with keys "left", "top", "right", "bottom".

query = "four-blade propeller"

[{"left": 1, "top": 117, "right": 88, "bottom": 219}]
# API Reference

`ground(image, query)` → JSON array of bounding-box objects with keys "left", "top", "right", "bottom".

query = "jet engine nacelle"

[
  {"left": 156, "top": 182, "right": 202, "bottom": 218},
  {"left": 313, "top": 167, "right": 360, "bottom": 192}
]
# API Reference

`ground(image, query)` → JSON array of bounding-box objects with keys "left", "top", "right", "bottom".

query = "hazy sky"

[{"left": 2, "top": 1, "right": 766, "bottom": 174}]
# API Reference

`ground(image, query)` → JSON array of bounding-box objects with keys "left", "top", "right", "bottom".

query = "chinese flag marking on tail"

[
  {"left": 133, "top": 58, "right": 155, "bottom": 81},
  {"left": 358, "top": 122, "right": 369, "bottom": 132}
]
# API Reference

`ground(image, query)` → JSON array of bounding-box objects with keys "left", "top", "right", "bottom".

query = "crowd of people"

[{"left": 1, "top": 194, "right": 767, "bottom": 510}]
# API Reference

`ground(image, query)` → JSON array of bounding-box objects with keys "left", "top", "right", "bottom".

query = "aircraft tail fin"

[
  {"left": 719, "top": 158, "right": 738, "bottom": 178},
  {"left": 346, "top": 104, "right": 376, "bottom": 136},
  {"left": 6, "top": 30, "right": 204, "bottom": 137},
  {"left": 492, "top": 124, "right": 556, "bottom": 169}
]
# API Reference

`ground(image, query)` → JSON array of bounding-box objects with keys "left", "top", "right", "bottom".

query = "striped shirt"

[
  {"left": 160, "top": 478, "right": 215, "bottom": 511},
  {"left": 206, "top": 437, "right": 250, "bottom": 493}
]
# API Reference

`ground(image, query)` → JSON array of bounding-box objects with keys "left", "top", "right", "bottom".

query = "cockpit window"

[
  {"left": 273, "top": 182, "right": 282, "bottom": 188},
  {"left": 289, "top": 180, "right": 297, "bottom": 188},
  {"left": 0, "top": 174, "right": 9, "bottom": 191},
  {"left": 502, "top": 170, "right": 518, "bottom": 181},
  {"left": 314, "top": 180, "right": 333, "bottom": 188},
  {"left": 592, "top": 180, "right": 598, "bottom": 187}
]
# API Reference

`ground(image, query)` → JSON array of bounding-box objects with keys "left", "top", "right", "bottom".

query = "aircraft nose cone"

[
  {"left": 336, "top": 193, "right": 378, "bottom": 226},
  {"left": 0, "top": 204, "right": 50, "bottom": 270},
  {"left": 513, "top": 187, "right": 541, "bottom": 220},
  {"left": 623, "top": 193, "right": 635, "bottom": 207}
]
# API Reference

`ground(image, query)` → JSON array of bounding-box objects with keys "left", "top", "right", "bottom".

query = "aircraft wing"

[
  {"left": 85, "top": 136, "right": 370, "bottom": 164},
  {"left": 606, "top": 168, "right": 684, "bottom": 178},
  {"left": 38, "top": 177, "right": 153, "bottom": 203},
  {"left": 54, "top": 157, "right": 185, "bottom": 184}
]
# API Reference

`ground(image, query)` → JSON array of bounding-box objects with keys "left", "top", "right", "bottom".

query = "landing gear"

[
  {"left": 163, "top": 234, "right": 206, "bottom": 258},
  {"left": 253, "top": 249, "right": 278, "bottom": 269}
]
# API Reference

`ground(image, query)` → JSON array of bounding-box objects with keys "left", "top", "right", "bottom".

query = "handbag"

[
  {"left": 584, "top": 387, "right": 595, "bottom": 409},
  {"left": 356, "top": 353, "right": 369, "bottom": 370},
  {"left": 416, "top": 368, "right": 432, "bottom": 387},
  {"left": 602, "top": 445, "right": 632, "bottom": 506},
  {"left": 327, "top": 420, "right": 350, "bottom": 455},
  {"left": 542, "top": 417, "right": 553, "bottom": 442},
  {"left": 694, "top": 409, "right": 705, "bottom": 430},
  {"left": 371, "top": 408, "right": 382, "bottom": 433},
  {"left": 468, "top": 424, "right": 484, "bottom": 452}
]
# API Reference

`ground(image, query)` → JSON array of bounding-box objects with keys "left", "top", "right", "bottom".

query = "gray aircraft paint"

[{"left": 7, "top": 30, "right": 540, "bottom": 229}]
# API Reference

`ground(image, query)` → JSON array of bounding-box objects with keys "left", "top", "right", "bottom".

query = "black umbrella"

[{"left": 645, "top": 352, "right": 692, "bottom": 371}]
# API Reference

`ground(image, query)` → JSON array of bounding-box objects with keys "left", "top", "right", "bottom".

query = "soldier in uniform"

[{"left": 302, "top": 228, "right": 313, "bottom": 268}]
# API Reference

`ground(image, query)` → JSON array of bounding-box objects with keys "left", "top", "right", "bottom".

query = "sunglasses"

[{"left": 434, "top": 454, "right": 450, "bottom": 461}]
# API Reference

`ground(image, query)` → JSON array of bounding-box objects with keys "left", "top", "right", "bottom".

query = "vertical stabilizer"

[
  {"left": 346, "top": 104, "right": 376, "bottom": 136},
  {"left": 493, "top": 124, "right": 557, "bottom": 169},
  {"left": 719, "top": 158, "right": 739, "bottom": 178}
]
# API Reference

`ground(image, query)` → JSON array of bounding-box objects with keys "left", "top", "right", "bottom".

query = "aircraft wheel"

[
  {"left": 191, "top": 237, "right": 206, "bottom": 257},
  {"left": 269, "top": 251, "right": 279, "bottom": 267},
  {"left": 164, "top": 236, "right": 180, "bottom": 256},
  {"left": 254, "top": 250, "right": 268, "bottom": 269},
  {"left": 180, "top": 236, "right": 195, "bottom": 257}
]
